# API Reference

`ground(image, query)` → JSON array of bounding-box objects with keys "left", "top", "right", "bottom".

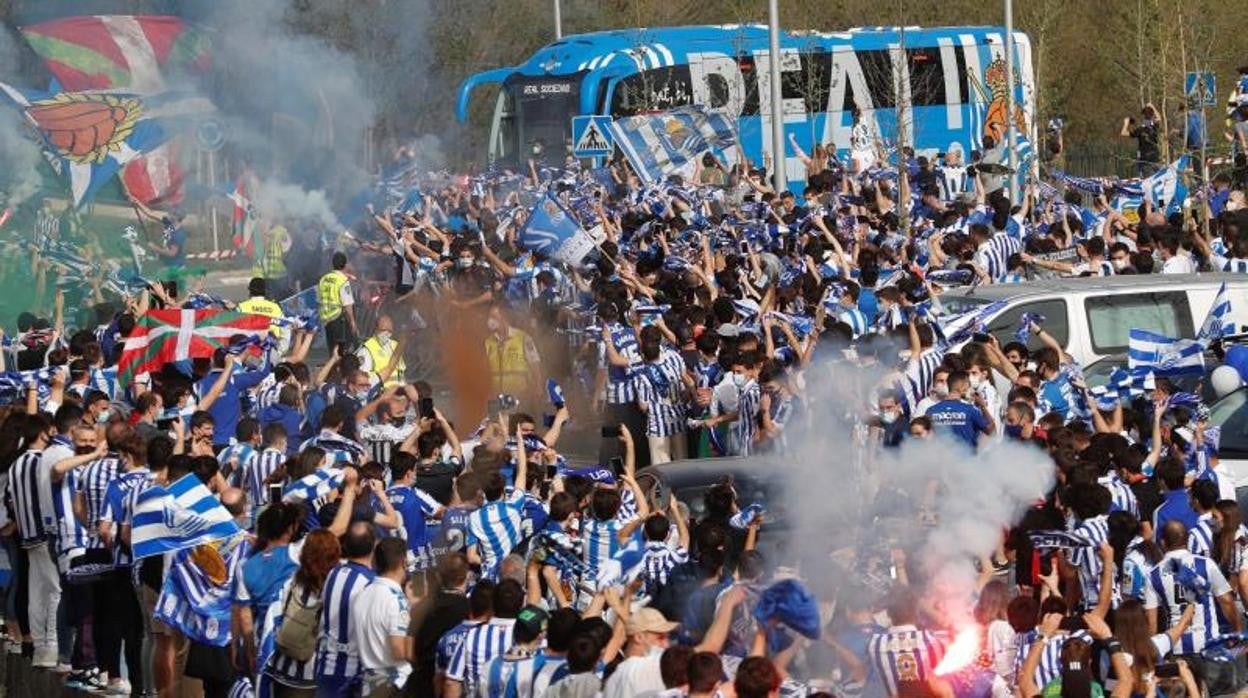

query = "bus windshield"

[{"left": 501, "top": 76, "right": 581, "bottom": 163}]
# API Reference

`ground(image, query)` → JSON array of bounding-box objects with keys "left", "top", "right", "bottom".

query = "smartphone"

[
  {"left": 608, "top": 456, "right": 625, "bottom": 477},
  {"left": 972, "top": 332, "right": 992, "bottom": 343},
  {"left": 1154, "top": 663, "right": 1181, "bottom": 679},
  {"left": 268, "top": 483, "right": 284, "bottom": 504},
  {"left": 418, "top": 397, "right": 435, "bottom": 419},
  {"left": 738, "top": 240, "right": 750, "bottom": 254},
  {"left": 601, "top": 425, "right": 621, "bottom": 438},
  {"left": 545, "top": 463, "right": 558, "bottom": 480}
]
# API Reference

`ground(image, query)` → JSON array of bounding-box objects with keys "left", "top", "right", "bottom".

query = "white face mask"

[
  {"left": 486, "top": 317, "right": 500, "bottom": 332},
  {"left": 377, "top": 331, "right": 393, "bottom": 344},
  {"left": 932, "top": 381, "right": 949, "bottom": 399},
  {"left": 969, "top": 374, "right": 983, "bottom": 388},
  {"left": 1113, "top": 258, "right": 1128, "bottom": 270},
  {"left": 880, "top": 410, "right": 898, "bottom": 425}
]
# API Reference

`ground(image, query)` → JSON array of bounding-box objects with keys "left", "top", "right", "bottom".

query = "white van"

[{"left": 937, "top": 273, "right": 1248, "bottom": 367}]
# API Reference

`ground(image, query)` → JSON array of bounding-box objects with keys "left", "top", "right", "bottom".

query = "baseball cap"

[
  {"left": 514, "top": 605, "right": 549, "bottom": 643},
  {"left": 625, "top": 607, "right": 679, "bottom": 636}
]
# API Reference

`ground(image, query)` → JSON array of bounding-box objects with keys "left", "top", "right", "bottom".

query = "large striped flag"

[
  {"left": 227, "top": 174, "right": 256, "bottom": 257},
  {"left": 19, "top": 15, "right": 211, "bottom": 206},
  {"left": 131, "top": 473, "right": 242, "bottom": 560},
  {"left": 1128, "top": 328, "right": 1205, "bottom": 377},
  {"left": 117, "top": 308, "right": 271, "bottom": 386},
  {"left": 1197, "top": 281, "right": 1235, "bottom": 348}
]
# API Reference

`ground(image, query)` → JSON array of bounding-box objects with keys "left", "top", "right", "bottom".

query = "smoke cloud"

[
  {"left": 251, "top": 179, "right": 342, "bottom": 233},
  {"left": 781, "top": 359, "right": 1055, "bottom": 626},
  {"left": 0, "top": 25, "right": 43, "bottom": 206}
]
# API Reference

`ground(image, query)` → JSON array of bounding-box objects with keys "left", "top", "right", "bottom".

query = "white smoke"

[
  {"left": 0, "top": 25, "right": 42, "bottom": 206},
  {"left": 252, "top": 179, "right": 341, "bottom": 232},
  {"left": 781, "top": 358, "right": 1055, "bottom": 625}
]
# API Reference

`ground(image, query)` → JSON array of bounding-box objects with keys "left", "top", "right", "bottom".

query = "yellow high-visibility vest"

[
  {"left": 484, "top": 328, "right": 532, "bottom": 394},
  {"left": 317, "top": 270, "right": 348, "bottom": 323}
]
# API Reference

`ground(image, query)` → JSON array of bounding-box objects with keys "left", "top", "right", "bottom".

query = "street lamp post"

[
  {"left": 767, "top": 0, "right": 785, "bottom": 195},
  {"left": 554, "top": 0, "right": 563, "bottom": 39}
]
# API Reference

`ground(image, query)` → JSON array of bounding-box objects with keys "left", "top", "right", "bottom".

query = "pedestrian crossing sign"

[
  {"left": 1186, "top": 71, "right": 1217, "bottom": 107},
  {"left": 572, "top": 115, "right": 614, "bottom": 158}
]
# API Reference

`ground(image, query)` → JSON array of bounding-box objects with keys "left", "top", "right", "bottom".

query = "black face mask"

[{"left": 75, "top": 446, "right": 95, "bottom": 456}]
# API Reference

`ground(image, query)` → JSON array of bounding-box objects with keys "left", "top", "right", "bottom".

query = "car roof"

[{"left": 940, "top": 272, "right": 1240, "bottom": 304}]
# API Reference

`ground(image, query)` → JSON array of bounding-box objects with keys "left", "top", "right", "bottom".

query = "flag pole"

[{"left": 1004, "top": 0, "right": 1019, "bottom": 203}]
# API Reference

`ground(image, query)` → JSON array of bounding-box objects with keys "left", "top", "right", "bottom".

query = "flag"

[
  {"left": 1122, "top": 156, "right": 1191, "bottom": 217},
  {"left": 752, "top": 578, "right": 821, "bottom": 653},
  {"left": 1088, "top": 368, "right": 1139, "bottom": 410},
  {"left": 228, "top": 175, "right": 256, "bottom": 257},
  {"left": 595, "top": 533, "right": 646, "bottom": 590},
  {"left": 131, "top": 473, "right": 242, "bottom": 560},
  {"left": 519, "top": 194, "right": 598, "bottom": 266},
  {"left": 1016, "top": 312, "right": 1045, "bottom": 343},
  {"left": 610, "top": 105, "right": 738, "bottom": 186},
  {"left": 277, "top": 287, "right": 319, "bottom": 331},
  {"left": 937, "top": 300, "right": 1009, "bottom": 347},
  {"left": 1050, "top": 170, "right": 1105, "bottom": 196},
  {"left": 281, "top": 468, "right": 345, "bottom": 505},
  {"left": 154, "top": 535, "right": 248, "bottom": 646},
  {"left": 0, "top": 82, "right": 212, "bottom": 207},
  {"left": 1128, "top": 329, "right": 1205, "bottom": 377},
  {"left": 20, "top": 15, "right": 211, "bottom": 206},
  {"left": 1197, "top": 282, "right": 1234, "bottom": 348},
  {"left": 117, "top": 308, "right": 272, "bottom": 386}
]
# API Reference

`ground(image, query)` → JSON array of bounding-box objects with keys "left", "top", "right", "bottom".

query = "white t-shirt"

[
  {"left": 351, "top": 576, "right": 411, "bottom": 687},
  {"left": 1162, "top": 254, "right": 1196, "bottom": 274},
  {"left": 603, "top": 647, "right": 665, "bottom": 698}
]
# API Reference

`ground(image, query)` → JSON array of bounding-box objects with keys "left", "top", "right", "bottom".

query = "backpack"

[{"left": 275, "top": 585, "right": 322, "bottom": 662}]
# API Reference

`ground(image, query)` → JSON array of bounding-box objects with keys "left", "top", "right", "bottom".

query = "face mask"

[
  {"left": 377, "top": 331, "right": 393, "bottom": 344},
  {"left": 932, "top": 382, "right": 949, "bottom": 399},
  {"left": 1004, "top": 423, "right": 1024, "bottom": 439},
  {"left": 456, "top": 258, "right": 473, "bottom": 269},
  {"left": 1113, "top": 259, "right": 1128, "bottom": 270},
  {"left": 486, "top": 317, "right": 500, "bottom": 332},
  {"left": 75, "top": 446, "right": 96, "bottom": 456},
  {"left": 880, "top": 411, "right": 898, "bottom": 425},
  {"left": 354, "top": 388, "right": 371, "bottom": 401},
  {"left": 732, "top": 372, "right": 747, "bottom": 389},
  {"left": 969, "top": 375, "right": 983, "bottom": 388},
  {"left": 96, "top": 409, "right": 110, "bottom": 423}
]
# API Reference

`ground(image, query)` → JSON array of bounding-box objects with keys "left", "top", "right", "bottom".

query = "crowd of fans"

[{"left": 1, "top": 86, "right": 1248, "bottom": 698}]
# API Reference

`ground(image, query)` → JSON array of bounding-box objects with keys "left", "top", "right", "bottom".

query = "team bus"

[{"left": 456, "top": 24, "right": 1036, "bottom": 188}]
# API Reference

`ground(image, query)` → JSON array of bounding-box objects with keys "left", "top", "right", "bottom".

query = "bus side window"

[
  {"left": 1084, "top": 292, "right": 1193, "bottom": 354},
  {"left": 986, "top": 299, "right": 1069, "bottom": 352}
]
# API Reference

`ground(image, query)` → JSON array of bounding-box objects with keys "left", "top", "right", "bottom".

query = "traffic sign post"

[
  {"left": 1186, "top": 71, "right": 1217, "bottom": 107},
  {"left": 572, "top": 115, "right": 614, "bottom": 158}
]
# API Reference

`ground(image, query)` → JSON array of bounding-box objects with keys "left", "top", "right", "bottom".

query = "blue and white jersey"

[
  {"left": 436, "top": 620, "right": 482, "bottom": 675},
  {"left": 302, "top": 430, "right": 366, "bottom": 466},
  {"left": 865, "top": 625, "right": 946, "bottom": 697},
  {"left": 387, "top": 484, "right": 442, "bottom": 559},
  {"left": 1098, "top": 473, "right": 1138, "bottom": 518},
  {"left": 466, "top": 492, "right": 526, "bottom": 580},
  {"left": 634, "top": 348, "right": 688, "bottom": 438},
  {"left": 937, "top": 165, "right": 969, "bottom": 200},
  {"left": 1121, "top": 537, "right": 1151, "bottom": 600},
  {"left": 974, "top": 233, "right": 1023, "bottom": 282},
  {"left": 1143, "top": 550, "right": 1233, "bottom": 653},
  {"left": 582, "top": 517, "right": 627, "bottom": 583},
  {"left": 839, "top": 307, "right": 871, "bottom": 338},
  {"left": 52, "top": 467, "right": 88, "bottom": 563},
  {"left": 731, "top": 380, "right": 761, "bottom": 457},
  {"left": 479, "top": 648, "right": 552, "bottom": 698},
  {"left": 6, "top": 449, "right": 49, "bottom": 546},
  {"left": 100, "top": 468, "right": 154, "bottom": 568},
  {"left": 601, "top": 323, "right": 640, "bottom": 405},
  {"left": 446, "top": 618, "right": 516, "bottom": 694},
  {"left": 78, "top": 453, "right": 121, "bottom": 548},
  {"left": 1188, "top": 513, "right": 1216, "bottom": 558},
  {"left": 642, "top": 540, "right": 689, "bottom": 595},
  {"left": 1013, "top": 629, "right": 1092, "bottom": 690},
  {"left": 314, "top": 560, "right": 377, "bottom": 680},
  {"left": 218, "top": 442, "right": 257, "bottom": 489},
  {"left": 1068, "top": 514, "right": 1117, "bottom": 610},
  {"left": 900, "top": 347, "right": 945, "bottom": 415},
  {"left": 1211, "top": 254, "right": 1248, "bottom": 274},
  {"left": 244, "top": 447, "right": 286, "bottom": 508}
]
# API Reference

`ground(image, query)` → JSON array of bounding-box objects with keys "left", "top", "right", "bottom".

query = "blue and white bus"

[{"left": 457, "top": 24, "right": 1036, "bottom": 188}]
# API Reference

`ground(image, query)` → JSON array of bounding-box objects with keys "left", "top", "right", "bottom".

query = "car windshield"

[
  {"left": 938, "top": 294, "right": 993, "bottom": 316},
  {"left": 1210, "top": 388, "right": 1248, "bottom": 457}
]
